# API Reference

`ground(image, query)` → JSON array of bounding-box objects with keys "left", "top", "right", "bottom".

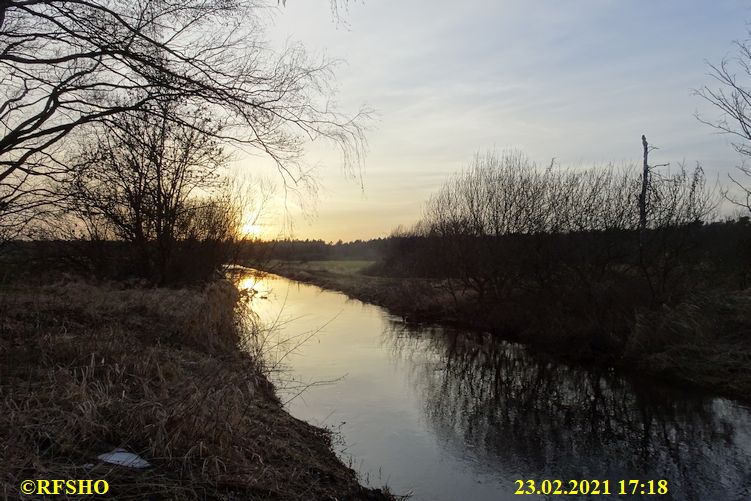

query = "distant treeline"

[
  {"left": 2, "top": 237, "right": 387, "bottom": 284},
  {"left": 2, "top": 239, "right": 238, "bottom": 286},
  {"left": 373, "top": 216, "right": 751, "bottom": 282},
  {"left": 242, "top": 238, "right": 389, "bottom": 263}
]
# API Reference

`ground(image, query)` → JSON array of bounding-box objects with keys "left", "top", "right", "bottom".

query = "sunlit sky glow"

[{"left": 238, "top": 0, "right": 751, "bottom": 241}]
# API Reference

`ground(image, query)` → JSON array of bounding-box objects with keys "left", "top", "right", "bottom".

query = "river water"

[{"left": 239, "top": 272, "right": 751, "bottom": 501}]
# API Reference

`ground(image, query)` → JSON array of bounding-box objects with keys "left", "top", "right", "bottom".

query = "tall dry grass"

[
  {"left": 0, "top": 279, "right": 388, "bottom": 500},
  {"left": 626, "top": 292, "right": 751, "bottom": 400}
]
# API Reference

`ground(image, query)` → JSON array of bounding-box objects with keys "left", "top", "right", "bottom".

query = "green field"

[{"left": 276, "top": 259, "right": 375, "bottom": 275}]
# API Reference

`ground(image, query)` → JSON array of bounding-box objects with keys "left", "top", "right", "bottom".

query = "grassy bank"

[
  {"left": 0, "top": 277, "right": 392, "bottom": 500},
  {"left": 263, "top": 260, "right": 751, "bottom": 404}
]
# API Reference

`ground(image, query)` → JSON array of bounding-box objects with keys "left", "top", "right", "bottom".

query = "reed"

[{"left": 0, "top": 279, "right": 390, "bottom": 500}]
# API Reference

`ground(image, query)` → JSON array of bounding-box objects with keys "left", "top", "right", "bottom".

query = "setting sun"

[{"left": 240, "top": 219, "right": 262, "bottom": 238}]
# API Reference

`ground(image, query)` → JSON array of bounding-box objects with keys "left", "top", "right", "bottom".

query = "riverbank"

[
  {"left": 0, "top": 277, "right": 392, "bottom": 500},
  {"left": 262, "top": 260, "right": 751, "bottom": 404}
]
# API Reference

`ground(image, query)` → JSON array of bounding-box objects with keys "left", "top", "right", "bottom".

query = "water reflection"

[
  {"left": 385, "top": 322, "right": 751, "bottom": 500},
  {"left": 238, "top": 272, "right": 751, "bottom": 501}
]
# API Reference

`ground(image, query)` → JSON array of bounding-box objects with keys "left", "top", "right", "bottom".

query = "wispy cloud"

[{"left": 251, "top": 0, "right": 751, "bottom": 240}]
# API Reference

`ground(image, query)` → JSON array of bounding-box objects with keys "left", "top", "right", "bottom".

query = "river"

[{"left": 238, "top": 272, "right": 751, "bottom": 501}]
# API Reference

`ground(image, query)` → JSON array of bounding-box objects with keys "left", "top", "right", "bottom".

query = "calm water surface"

[{"left": 239, "top": 272, "right": 751, "bottom": 501}]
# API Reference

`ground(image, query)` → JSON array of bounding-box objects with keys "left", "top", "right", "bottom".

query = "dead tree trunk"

[
  {"left": 639, "top": 134, "right": 649, "bottom": 233},
  {"left": 637, "top": 134, "right": 668, "bottom": 304}
]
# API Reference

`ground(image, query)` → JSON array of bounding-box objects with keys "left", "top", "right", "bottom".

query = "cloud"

[{"left": 255, "top": 0, "right": 751, "bottom": 240}]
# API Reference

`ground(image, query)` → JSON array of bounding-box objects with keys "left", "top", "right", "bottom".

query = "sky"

[{"left": 238, "top": 0, "right": 751, "bottom": 241}]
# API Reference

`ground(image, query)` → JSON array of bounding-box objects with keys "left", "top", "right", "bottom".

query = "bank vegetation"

[
  {"left": 0, "top": 275, "right": 392, "bottom": 500},
  {"left": 263, "top": 147, "right": 751, "bottom": 402}
]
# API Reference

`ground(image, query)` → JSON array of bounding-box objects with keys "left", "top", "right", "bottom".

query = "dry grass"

[
  {"left": 272, "top": 260, "right": 376, "bottom": 276},
  {"left": 0, "top": 278, "right": 390, "bottom": 500},
  {"left": 628, "top": 292, "right": 751, "bottom": 400}
]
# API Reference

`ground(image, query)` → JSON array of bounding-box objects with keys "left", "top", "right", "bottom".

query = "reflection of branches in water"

[
  {"left": 236, "top": 272, "right": 346, "bottom": 405},
  {"left": 383, "top": 321, "right": 751, "bottom": 500},
  {"left": 278, "top": 374, "right": 347, "bottom": 407}
]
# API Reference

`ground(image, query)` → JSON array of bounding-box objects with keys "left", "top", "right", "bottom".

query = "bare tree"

[
  {"left": 0, "top": 0, "right": 367, "bottom": 230},
  {"left": 64, "top": 100, "right": 229, "bottom": 281},
  {"left": 695, "top": 34, "right": 751, "bottom": 212},
  {"left": 417, "top": 149, "right": 715, "bottom": 306},
  {"left": 639, "top": 135, "right": 670, "bottom": 233},
  {"left": 0, "top": 170, "right": 57, "bottom": 245}
]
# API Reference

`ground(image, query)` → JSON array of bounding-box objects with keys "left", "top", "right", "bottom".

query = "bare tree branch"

[
  {"left": 0, "top": 0, "right": 369, "bottom": 234},
  {"left": 696, "top": 34, "right": 751, "bottom": 211}
]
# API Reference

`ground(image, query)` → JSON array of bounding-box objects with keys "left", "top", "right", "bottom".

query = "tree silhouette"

[
  {"left": 696, "top": 33, "right": 751, "bottom": 213},
  {"left": 0, "top": 0, "right": 367, "bottom": 232}
]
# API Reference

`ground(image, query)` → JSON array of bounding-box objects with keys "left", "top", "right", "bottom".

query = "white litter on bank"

[{"left": 97, "top": 448, "right": 151, "bottom": 469}]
